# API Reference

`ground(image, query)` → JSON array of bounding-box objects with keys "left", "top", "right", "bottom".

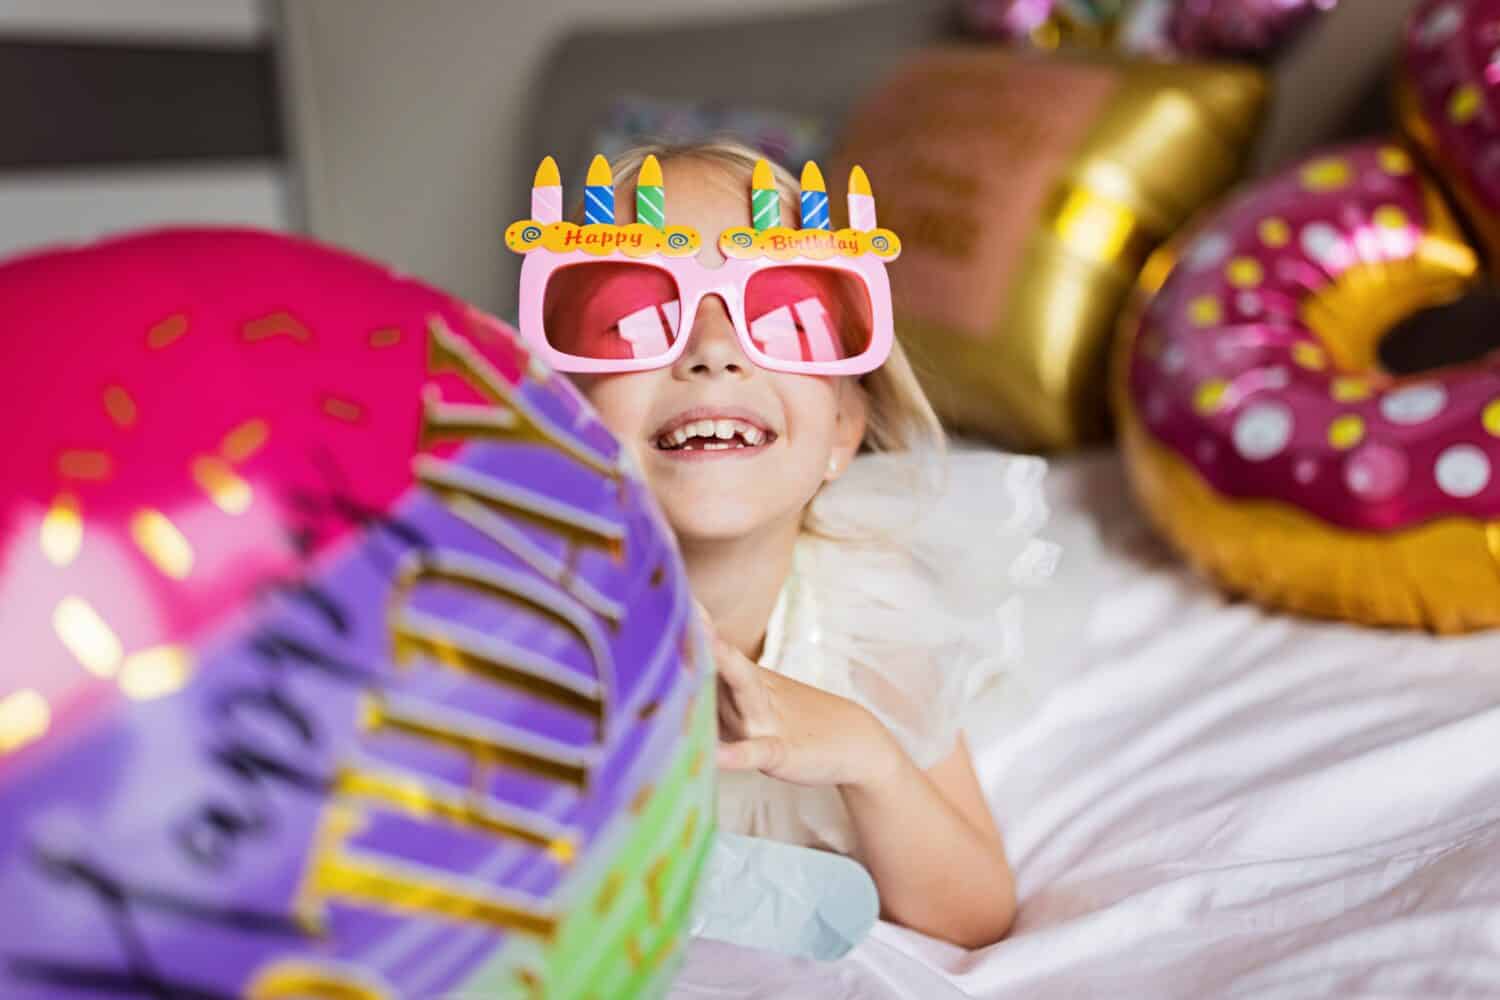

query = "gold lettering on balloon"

[
  {"left": 246, "top": 960, "right": 392, "bottom": 999},
  {"left": 390, "top": 550, "right": 612, "bottom": 727},
  {"left": 360, "top": 694, "right": 592, "bottom": 787},
  {"left": 423, "top": 317, "right": 620, "bottom": 481},
  {"left": 292, "top": 805, "right": 559, "bottom": 938},
  {"left": 331, "top": 764, "right": 575, "bottom": 855},
  {"left": 263, "top": 312, "right": 635, "bottom": 986},
  {"left": 419, "top": 481, "right": 624, "bottom": 625},
  {"left": 414, "top": 456, "right": 624, "bottom": 559}
]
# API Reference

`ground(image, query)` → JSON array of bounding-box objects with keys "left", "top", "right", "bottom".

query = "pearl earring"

[{"left": 827, "top": 457, "right": 839, "bottom": 477}]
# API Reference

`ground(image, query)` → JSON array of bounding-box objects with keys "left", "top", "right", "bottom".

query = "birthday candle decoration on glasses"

[
  {"left": 847, "top": 165, "right": 877, "bottom": 230},
  {"left": 799, "top": 161, "right": 830, "bottom": 230},
  {"left": 584, "top": 154, "right": 615, "bottom": 226},
  {"left": 636, "top": 154, "right": 666, "bottom": 231},
  {"left": 751, "top": 159, "right": 780, "bottom": 232},
  {"left": 531, "top": 156, "right": 562, "bottom": 224}
]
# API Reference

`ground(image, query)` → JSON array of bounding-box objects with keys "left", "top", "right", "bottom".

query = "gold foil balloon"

[
  {"left": 1114, "top": 140, "right": 1500, "bottom": 633},
  {"left": 836, "top": 48, "right": 1267, "bottom": 451}
]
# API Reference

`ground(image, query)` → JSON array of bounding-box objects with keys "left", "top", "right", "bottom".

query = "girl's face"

[{"left": 571, "top": 159, "right": 867, "bottom": 545}]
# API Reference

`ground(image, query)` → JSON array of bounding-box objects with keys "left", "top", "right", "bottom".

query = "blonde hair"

[{"left": 594, "top": 140, "right": 947, "bottom": 458}]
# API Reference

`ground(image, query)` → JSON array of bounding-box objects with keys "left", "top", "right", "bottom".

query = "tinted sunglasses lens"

[
  {"left": 541, "top": 261, "right": 682, "bottom": 362},
  {"left": 743, "top": 266, "right": 874, "bottom": 364}
]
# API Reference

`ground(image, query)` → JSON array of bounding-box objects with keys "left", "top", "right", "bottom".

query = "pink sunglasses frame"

[{"left": 517, "top": 247, "right": 895, "bottom": 376}]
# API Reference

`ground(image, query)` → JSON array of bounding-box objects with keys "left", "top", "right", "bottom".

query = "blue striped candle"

[
  {"left": 799, "top": 161, "right": 830, "bottom": 230},
  {"left": 584, "top": 154, "right": 615, "bottom": 225}
]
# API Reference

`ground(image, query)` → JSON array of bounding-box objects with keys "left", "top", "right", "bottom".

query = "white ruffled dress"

[{"left": 716, "top": 446, "right": 1061, "bottom": 854}]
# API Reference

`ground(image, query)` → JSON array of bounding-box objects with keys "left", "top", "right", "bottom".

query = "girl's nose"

[{"left": 673, "top": 294, "right": 749, "bottom": 379}]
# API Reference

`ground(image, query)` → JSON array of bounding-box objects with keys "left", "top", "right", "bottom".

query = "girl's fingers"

[
  {"left": 716, "top": 675, "right": 746, "bottom": 740},
  {"left": 717, "top": 735, "right": 788, "bottom": 774},
  {"left": 712, "top": 637, "right": 755, "bottom": 684},
  {"left": 713, "top": 640, "right": 776, "bottom": 733}
]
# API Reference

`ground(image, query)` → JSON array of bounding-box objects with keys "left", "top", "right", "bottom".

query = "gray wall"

[
  {"left": 280, "top": 0, "right": 1425, "bottom": 316},
  {"left": 0, "top": 0, "right": 291, "bottom": 260}
]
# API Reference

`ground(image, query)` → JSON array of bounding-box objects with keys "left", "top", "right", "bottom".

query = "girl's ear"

[{"left": 825, "top": 379, "right": 869, "bottom": 482}]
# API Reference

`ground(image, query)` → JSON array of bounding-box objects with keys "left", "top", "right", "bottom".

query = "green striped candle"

[
  {"left": 636, "top": 154, "right": 665, "bottom": 230},
  {"left": 751, "top": 159, "right": 780, "bottom": 232}
]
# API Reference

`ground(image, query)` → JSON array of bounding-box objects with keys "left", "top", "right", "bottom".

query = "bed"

[{"left": 670, "top": 450, "right": 1500, "bottom": 998}]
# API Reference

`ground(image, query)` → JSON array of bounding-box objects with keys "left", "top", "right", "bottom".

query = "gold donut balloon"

[{"left": 835, "top": 47, "right": 1268, "bottom": 451}]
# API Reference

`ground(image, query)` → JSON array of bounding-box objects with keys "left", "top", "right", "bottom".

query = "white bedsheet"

[{"left": 672, "top": 452, "right": 1500, "bottom": 999}]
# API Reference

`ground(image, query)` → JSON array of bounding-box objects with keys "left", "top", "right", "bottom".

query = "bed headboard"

[
  {"left": 503, "top": 0, "right": 957, "bottom": 314},
  {"left": 504, "top": 0, "right": 1419, "bottom": 315}
]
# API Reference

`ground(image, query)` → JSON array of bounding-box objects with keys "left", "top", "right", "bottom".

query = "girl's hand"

[
  {"left": 711, "top": 631, "right": 901, "bottom": 789},
  {"left": 698, "top": 607, "right": 1017, "bottom": 948}
]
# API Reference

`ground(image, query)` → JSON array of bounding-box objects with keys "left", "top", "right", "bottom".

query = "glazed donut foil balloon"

[
  {"left": 1114, "top": 141, "right": 1500, "bottom": 632},
  {"left": 0, "top": 229, "right": 713, "bottom": 997},
  {"left": 1399, "top": 0, "right": 1500, "bottom": 268},
  {"left": 966, "top": 0, "right": 1338, "bottom": 60},
  {"left": 1166, "top": 0, "right": 1338, "bottom": 59},
  {"left": 837, "top": 47, "right": 1266, "bottom": 450}
]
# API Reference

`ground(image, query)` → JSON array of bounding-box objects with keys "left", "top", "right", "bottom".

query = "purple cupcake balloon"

[{"left": 0, "top": 228, "right": 714, "bottom": 999}]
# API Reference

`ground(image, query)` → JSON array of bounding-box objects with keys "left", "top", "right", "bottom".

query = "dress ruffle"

[{"left": 718, "top": 446, "right": 1061, "bottom": 853}]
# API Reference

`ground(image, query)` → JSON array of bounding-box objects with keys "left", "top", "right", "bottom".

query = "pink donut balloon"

[
  {"left": 1170, "top": 0, "right": 1338, "bottom": 60},
  {"left": 1399, "top": 0, "right": 1500, "bottom": 267},
  {"left": 0, "top": 228, "right": 713, "bottom": 997},
  {"left": 1114, "top": 141, "right": 1500, "bottom": 632}
]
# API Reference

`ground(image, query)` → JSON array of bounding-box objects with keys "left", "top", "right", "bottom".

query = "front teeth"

[{"left": 658, "top": 418, "right": 767, "bottom": 449}]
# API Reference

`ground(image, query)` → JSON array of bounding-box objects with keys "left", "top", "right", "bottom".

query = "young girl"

[{"left": 543, "top": 141, "right": 1056, "bottom": 949}]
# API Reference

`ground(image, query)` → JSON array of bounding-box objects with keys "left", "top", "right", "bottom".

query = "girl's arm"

[
  {"left": 841, "top": 734, "right": 1016, "bottom": 948},
  {"left": 714, "top": 636, "right": 1017, "bottom": 948}
]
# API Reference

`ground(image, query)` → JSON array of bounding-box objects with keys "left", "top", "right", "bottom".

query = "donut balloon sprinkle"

[
  {"left": 1115, "top": 141, "right": 1500, "bottom": 632},
  {"left": 0, "top": 228, "right": 713, "bottom": 997}
]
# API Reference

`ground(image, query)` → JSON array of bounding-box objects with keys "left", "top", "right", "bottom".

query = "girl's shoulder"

[
  {"left": 790, "top": 446, "right": 1061, "bottom": 767},
  {"left": 805, "top": 445, "right": 1058, "bottom": 603}
]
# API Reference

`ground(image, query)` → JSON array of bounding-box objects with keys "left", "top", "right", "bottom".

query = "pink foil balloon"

[
  {"left": 1114, "top": 140, "right": 1500, "bottom": 632},
  {"left": 1400, "top": 0, "right": 1500, "bottom": 267},
  {"left": 0, "top": 227, "right": 713, "bottom": 997},
  {"left": 1170, "top": 0, "right": 1339, "bottom": 60}
]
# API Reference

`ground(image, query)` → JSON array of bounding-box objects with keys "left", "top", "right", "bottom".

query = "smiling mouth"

[{"left": 653, "top": 417, "right": 776, "bottom": 453}]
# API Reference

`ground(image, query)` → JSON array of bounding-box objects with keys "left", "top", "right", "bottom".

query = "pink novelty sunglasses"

[
  {"left": 507, "top": 154, "right": 901, "bottom": 376},
  {"left": 520, "top": 252, "right": 894, "bottom": 376}
]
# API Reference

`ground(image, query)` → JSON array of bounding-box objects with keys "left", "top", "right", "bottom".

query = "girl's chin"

[
  {"left": 666, "top": 513, "right": 772, "bottom": 545},
  {"left": 644, "top": 464, "right": 824, "bottom": 544},
  {"left": 662, "top": 494, "right": 792, "bottom": 545}
]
